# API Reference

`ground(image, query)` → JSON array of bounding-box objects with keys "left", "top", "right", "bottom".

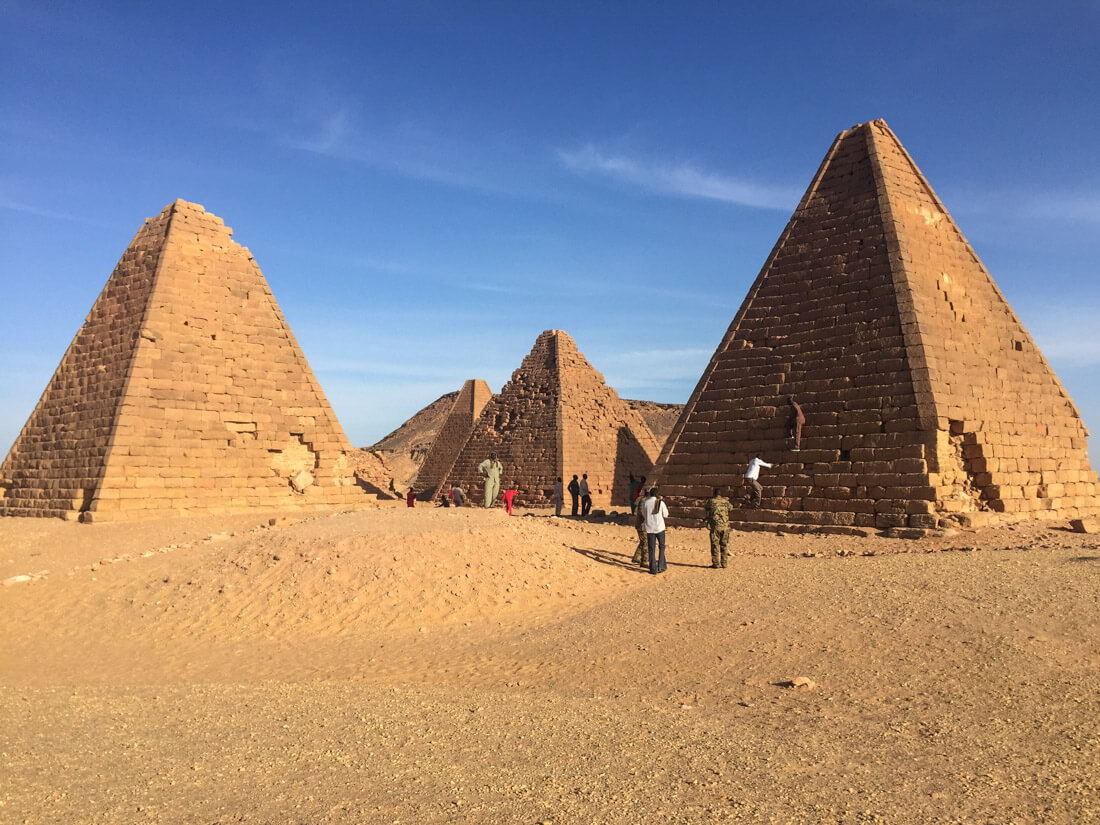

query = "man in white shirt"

[
  {"left": 552, "top": 477, "right": 564, "bottom": 517},
  {"left": 744, "top": 456, "right": 774, "bottom": 508},
  {"left": 579, "top": 473, "right": 592, "bottom": 516},
  {"left": 640, "top": 487, "right": 669, "bottom": 575}
]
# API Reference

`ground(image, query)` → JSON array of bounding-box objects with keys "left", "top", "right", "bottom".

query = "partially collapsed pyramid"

[
  {"left": 412, "top": 379, "right": 493, "bottom": 500},
  {"left": 446, "top": 330, "right": 660, "bottom": 507},
  {"left": 656, "top": 120, "right": 1099, "bottom": 532},
  {"left": 0, "top": 200, "right": 369, "bottom": 522}
]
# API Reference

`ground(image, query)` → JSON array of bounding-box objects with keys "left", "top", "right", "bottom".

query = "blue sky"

[{"left": 3, "top": 1, "right": 1098, "bottom": 464}]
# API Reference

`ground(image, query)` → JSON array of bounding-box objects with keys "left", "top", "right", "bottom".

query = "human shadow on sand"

[{"left": 571, "top": 546, "right": 713, "bottom": 571}]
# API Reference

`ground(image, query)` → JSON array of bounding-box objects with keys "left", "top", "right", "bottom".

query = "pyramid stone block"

[
  {"left": 412, "top": 379, "right": 493, "bottom": 501},
  {"left": 0, "top": 200, "right": 370, "bottom": 521},
  {"left": 656, "top": 120, "right": 1099, "bottom": 531},
  {"left": 446, "top": 330, "right": 660, "bottom": 507}
]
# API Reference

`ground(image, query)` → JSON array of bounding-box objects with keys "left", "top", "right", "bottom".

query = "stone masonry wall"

[
  {"left": 446, "top": 330, "right": 658, "bottom": 509},
  {"left": 448, "top": 331, "right": 563, "bottom": 506},
  {"left": 657, "top": 124, "right": 928, "bottom": 532},
  {"left": 1, "top": 200, "right": 370, "bottom": 522},
  {"left": 656, "top": 121, "right": 1098, "bottom": 532},
  {"left": 868, "top": 121, "right": 1100, "bottom": 518},
  {"left": 412, "top": 379, "right": 492, "bottom": 501},
  {"left": 0, "top": 211, "right": 173, "bottom": 518},
  {"left": 556, "top": 333, "right": 660, "bottom": 507}
]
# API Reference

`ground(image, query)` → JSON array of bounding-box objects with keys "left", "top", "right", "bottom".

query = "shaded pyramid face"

[
  {"left": 657, "top": 120, "right": 1098, "bottom": 532},
  {"left": 412, "top": 379, "right": 493, "bottom": 501},
  {"left": 446, "top": 330, "right": 660, "bottom": 507},
  {"left": 0, "top": 200, "right": 367, "bottom": 521}
]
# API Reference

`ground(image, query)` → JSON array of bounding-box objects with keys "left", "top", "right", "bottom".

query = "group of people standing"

[
  {"left": 629, "top": 485, "right": 733, "bottom": 575},
  {"left": 630, "top": 485, "right": 669, "bottom": 575},
  {"left": 624, "top": 429, "right": 794, "bottom": 574},
  {"left": 418, "top": 394, "right": 801, "bottom": 553},
  {"left": 549, "top": 473, "right": 592, "bottom": 517}
]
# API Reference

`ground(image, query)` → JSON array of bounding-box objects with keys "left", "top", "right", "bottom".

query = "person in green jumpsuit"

[{"left": 478, "top": 452, "right": 503, "bottom": 508}]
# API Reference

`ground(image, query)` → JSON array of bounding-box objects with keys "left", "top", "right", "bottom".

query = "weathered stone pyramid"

[
  {"left": 0, "top": 200, "right": 368, "bottom": 522},
  {"left": 412, "top": 379, "right": 493, "bottom": 501},
  {"left": 446, "top": 330, "right": 660, "bottom": 507},
  {"left": 656, "top": 119, "right": 1099, "bottom": 533}
]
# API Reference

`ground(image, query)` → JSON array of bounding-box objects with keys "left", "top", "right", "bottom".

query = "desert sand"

[{"left": 2, "top": 506, "right": 1098, "bottom": 824}]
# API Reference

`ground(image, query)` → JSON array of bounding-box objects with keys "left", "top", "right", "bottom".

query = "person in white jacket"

[
  {"left": 744, "top": 456, "right": 774, "bottom": 508},
  {"left": 641, "top": 487, "right": 669, "bottom": 575}
]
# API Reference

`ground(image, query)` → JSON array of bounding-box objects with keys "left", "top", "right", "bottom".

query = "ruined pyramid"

[
  {"left": 0, "top": 200, "right": 368, "bottom": 522},
  {"left": 656, "top": 119, "right": 1099, "bottom": 533},
  {"left": 412, "top": 379, "right": 493, "bottom": 501},
  {"left": 446, "top": 330, "right": 661, "bottom": 507}
]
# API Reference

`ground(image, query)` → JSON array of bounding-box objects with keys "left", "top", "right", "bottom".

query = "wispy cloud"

[
  {"left": 275, "top": 107, "right": 501, "bottom": 192},
  {"left": 597, "top": 347, "right": 713, "bottom": 388},
  {"left": 312, "top": 357, "right": 459, "bottom": 379},
  {"left": 291, "top": 109, "right": 352, "bottom": 155},
  {"left": 557, "top": 145, "right": 798, "bottom": 210},
  {"left": 1025, "top": 192, "right": 1100, "bottom": 225},
  {"left": 944, "top": 186, "right": 1100, "bottom": 226},
  {"left": 466, "top": 282, "right": 529, "bottom": 295},
  {"left": 0, "top": 197, "right": 113, "bottom": 227}
]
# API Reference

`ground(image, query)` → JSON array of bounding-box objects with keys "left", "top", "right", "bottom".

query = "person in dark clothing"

[
  {"left": 567, "top": 474, "right": 580, "bottom": 516},
  {"left": 787, "top": 396, "right": 805, "bottom": 451}
]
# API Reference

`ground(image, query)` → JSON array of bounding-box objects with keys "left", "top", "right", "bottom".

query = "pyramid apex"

[
  {"left": 544, "top": 328, "right": 576, "bottom": 342},
  {"left": 842, "top": 119, "right": 892, "bottom": 137},
  {"left": 157, "top": 199, "right": 228, "bottom": 229}
]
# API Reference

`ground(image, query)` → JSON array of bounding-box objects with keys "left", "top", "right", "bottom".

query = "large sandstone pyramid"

[
  {"left": 446, "top": 330, "right": 660, "bottom": 507},
  {"left": 412, "top": 379, "right": 493, "bottom": 500},
  {"left": 656, "top": 120, "right": 1099, "bottom": 533},
  {"left": 0, "top": 200, "right": 368, "bottom": 522}
]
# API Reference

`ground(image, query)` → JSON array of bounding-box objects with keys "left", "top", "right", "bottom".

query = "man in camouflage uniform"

[
  {"left": 630, "top": 495, "right": 649, "bottom": 568},
  {"left": 705, "top": 487, "right": 733, "bottom": 568}
]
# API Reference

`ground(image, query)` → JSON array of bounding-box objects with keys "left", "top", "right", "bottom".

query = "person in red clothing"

[
  {"left": 502, "top": 488, "right": 517, "bottom": 515},
  {"left": 406, "top": 489, "right": 416, "bottom": 508}
]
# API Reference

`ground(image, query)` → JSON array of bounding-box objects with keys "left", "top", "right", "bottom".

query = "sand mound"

[{"left": 2, "top": 509, "right": 1098, "bottom": 823}]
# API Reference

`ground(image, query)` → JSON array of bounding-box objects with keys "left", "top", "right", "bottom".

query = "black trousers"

[{"left": 570, "top": 493, "right": 579, "bottom": 515}]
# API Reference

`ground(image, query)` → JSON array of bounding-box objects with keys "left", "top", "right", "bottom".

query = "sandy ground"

[{"left": 2, "top": 505, "right": 1099, "bottom": 824}]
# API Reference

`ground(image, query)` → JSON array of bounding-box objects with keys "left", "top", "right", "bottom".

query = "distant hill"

[
  {"left": 623, "top": 399, "right": 683, "bottom": 446},
  {"left": 359, "top": 391, "right": 460, "bottom": 494},
  {"left": 360, "top": 391, "right": 684, "bottom": 494}
]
